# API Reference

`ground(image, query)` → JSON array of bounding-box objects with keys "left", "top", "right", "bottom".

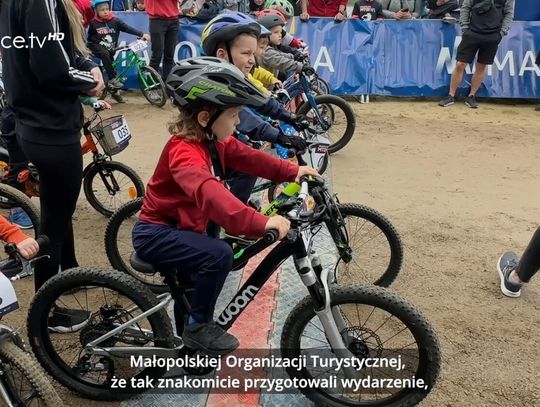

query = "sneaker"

[
  {"left": 111, "top": 91, "right": 125, "bottom": 104},
  {"left": 442, "top": 14, "right": 457, "bottom": 24},
  {"left": 8, "top": 207, "right": 33, "bottom": 229},
  {"left": 496, "top": 251, "right": 522, "bottom": 298},
  {"left": 182, "top": 321, "right": 239, "bottom": 356},
  {"left": 465, "top": 95, "right": 478, "bottom": 108},
  {"left": 108, "top": 78, "right": 123, "bottom": 90},
  {"left": 48, "top": 307, "right": 91, "bottom": 333},
  {"left": 438, "top": 95, "right": 455, "bottom": 107}
]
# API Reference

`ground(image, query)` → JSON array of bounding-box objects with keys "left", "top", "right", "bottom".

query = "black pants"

[
  {"left": 228, "top": 170, "right": 257, "bottom": 204},
  {"left": 149, "top": 18, "right": 179, "bottom": 80},
  {"left": 516, "top": 227, "right": 540, "bottom": 283},
  {"left": 88, "top": 43, "right": 116, "bottom": 80},
  {"left": 19, "top": 137, "right": 82, "bottom": 291},
  {"left": 0, "top": 106, "right": 28, "bottom": 191}
]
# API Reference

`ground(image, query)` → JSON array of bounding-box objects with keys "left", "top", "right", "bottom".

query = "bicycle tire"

[
  {"left": 27, "top": 267, "right": 175, "bottom": 401},
  {"left": 330, "top": 204, "right": 403, "bottom": 287},
  {"left": 0, "top": 183, "right": 40, "bottom": 237},
  {"left": 104, "top": 198, "right": 169, "bottom": 294},
  {"left": 0, "top": 341, "right": 62, "bottom": 407},
  {"left": 83, "top": 160, "right": 145, "bottom": 217},
  {"left": 281, "top": 285, "right": 441, "bottom": 407},
  {"left": 138, "top": 66, "right": 167, "bottom": 108},
  {"left": 297, "top": 95, "right": 356, "bottom": 155}
]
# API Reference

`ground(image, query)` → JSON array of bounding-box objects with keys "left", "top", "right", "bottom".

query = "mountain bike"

[
  {"left": 104, "top": 175, "right": 402, "bottom": 294},
  {"left": 26, "top": 177, "right": 440, "bottom": 405},
  {"left": 0, "top": 238, "right": 62, "bottom": 406},
  {"left": 99, "top": 40, "right": 167, "bottom": 107},
  {"left": 0, "top": 106, "right": 145, "bottom": 217},
  {"left": 282, "top": 54, "right": 356, "bottom": 154}
]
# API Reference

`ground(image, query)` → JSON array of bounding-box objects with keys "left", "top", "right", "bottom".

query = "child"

[
  {"left": 249, "top": 27, "right": 281, "bottom": 95},
  {"left": 132, "top": 57, "right": 318, "bottom": 355},
  {"left": 257, "top": 14, "right": 303, "bottom": 77},
  {"left": 351, "top": 0, "right": 384, "bottom": 20},
  {"left": 131, "top": 0, "right": 145, "bottom": 11},
  {"left": 87, "top": 0, "right": 150, "bottom": 102},
  {"left": 249, "top": 0, "right": 265, "bottom": 14},
  {"left": 201, "top": 12, "right": 308, "bottom": 203},
  {"left": 0, "top": 215, "right": 39, "bottom": 260}
]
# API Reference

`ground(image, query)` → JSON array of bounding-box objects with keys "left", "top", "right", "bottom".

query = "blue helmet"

[
  {"left": 92, "top": 0, "right": 109, "bottom": 9},
  {"left": 201, "top": 12, "right": 261, "bottom": 56}
]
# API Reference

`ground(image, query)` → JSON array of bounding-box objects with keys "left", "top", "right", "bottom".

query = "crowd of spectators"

[{"left": 96, "top": 0, "right": 465, "bottom": 24}]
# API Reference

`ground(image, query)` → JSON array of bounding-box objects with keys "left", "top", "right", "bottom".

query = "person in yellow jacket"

[{"left": 248, "top": 27, "right": 282, "bottom": 96}]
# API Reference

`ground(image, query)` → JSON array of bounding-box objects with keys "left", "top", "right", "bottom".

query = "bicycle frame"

[
  {"left": 111, "top": 50, "right": 142, "bottom": 83},
  {"left": 284, "top": 73, "right": 329, "bottom": 129}
]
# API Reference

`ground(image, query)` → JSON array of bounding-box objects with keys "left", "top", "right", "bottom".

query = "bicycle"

[
  {"left": 0, "top": 106, "right": 145, "bottom": 217},
  {"left": 26, "top": 176, "right": 440, "bottom": 405},
  {"left": 0, "top": 183, "right": 40, "bottom": 237},
  {"left": 98, "top": 39, "right": 167, "bottom": 108},
  {"left": 0, "top": 237, "right": 62, "bottom": 406},
  {"left": 104, "top": 173, "right": 402, "bottom": 294},
  {"left": 282, "top": 54, "right": 356, "bottom": 155}
]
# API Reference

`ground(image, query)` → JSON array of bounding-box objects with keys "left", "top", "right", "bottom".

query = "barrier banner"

[{"left": 115, "top": 13, "right": 540, "bottom": 98}]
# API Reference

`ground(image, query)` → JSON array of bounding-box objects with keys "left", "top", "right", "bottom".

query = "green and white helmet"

[
  {"left": 166, "top": 57, "right": 267, "bottom": 109},
  {"left": 264, "top": 0, "right": 295, "bottom": 18}
]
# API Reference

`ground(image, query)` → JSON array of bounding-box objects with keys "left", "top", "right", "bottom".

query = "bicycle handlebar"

[{"left": 263, "top": 229, "right": 279, "bottom": 244}]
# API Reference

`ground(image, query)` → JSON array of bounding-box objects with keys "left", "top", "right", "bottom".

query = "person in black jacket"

[
  {"left": 88, "top": 0, "right": 150, "bottom": 102},
  {"left": 439, "top": 0, "right": 515, "bottom": 109},
  {"left": 1, "top": 0, "right": 105, "bottom": 332}
]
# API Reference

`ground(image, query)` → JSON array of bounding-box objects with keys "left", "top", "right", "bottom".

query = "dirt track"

[{"left": 5, "top": 94, "right": 540, "bottom": 406}]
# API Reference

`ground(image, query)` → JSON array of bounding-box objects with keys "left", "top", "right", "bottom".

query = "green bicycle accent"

[
  {"left": 185, "top": 86, "right": 209, "bottom": 100},
  {"left": 233, "top": 248, "right": 246, "bottom": 259},
  {"left": 102, "top": 42, "right": 167, "bottom": 107},
  {"left": 262, "top": 182, "right": 301, "bottom": 216}
]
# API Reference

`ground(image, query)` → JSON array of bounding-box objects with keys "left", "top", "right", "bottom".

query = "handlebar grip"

[
  {"left": 286, "top": 148, "right": 298, "bottom": 158},
  {"left": 36, "top": 235, "right": 50, "bottom": 248},
  {"left": 263, "top": 229, "right": 279, "bottom": 243}
]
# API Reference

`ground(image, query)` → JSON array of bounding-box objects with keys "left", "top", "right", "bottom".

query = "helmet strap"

[
  {"left": 202, "top": 108, "right": 223, "bottom": 138},
  {"left": 225, "top": 42, "right": 235, "bottom": 66}
]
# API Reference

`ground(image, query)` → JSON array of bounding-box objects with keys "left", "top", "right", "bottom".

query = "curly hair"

[{"left": 168, "top": 106, "right": 218, "bottom": 141}]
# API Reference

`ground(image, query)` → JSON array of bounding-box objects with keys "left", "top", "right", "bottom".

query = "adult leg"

[
  {"left": 448, "top": 61, "right": 468, "bottom": 97},
  {"left": 162, "top": 20, "right": 179, "bottom": 80},
  {"left": 149, "top": 19, "right": 166, "bottom": 75},
  {"left": 515, "top": 227, "right": 540, "bottom": 283},
  {"left": 19, "top": 139, "right": 82, "bottom": 291},
  {"left": 469, "top": 62, "right": 487, "bottom": 96}
]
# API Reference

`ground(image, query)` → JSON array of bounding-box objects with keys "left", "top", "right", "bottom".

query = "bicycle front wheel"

[
  {"left": 138, "top": 66, "right": 167, "bottom": 107},
  {"left": 27, "top": 267, "right": 175, "bottom": 401},
  {"left": 281, "top": 285, "right": 441, "bottom": 407},
  {"left": 297, "top": 95, "right": 356, "bottom": 155},
  {"left": 83, "top": 160, "right": 145, "bottom": 217},
  {"left": 0, "top": 341, "right": 62, "bottom": 407}
]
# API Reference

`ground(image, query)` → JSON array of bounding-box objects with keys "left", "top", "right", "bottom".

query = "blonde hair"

[
  {"left": 168, "top": 106, "right": 217, "bottom": 141},
  {"left": 62, "top": 0, "right": 90, "bottom": 56}
]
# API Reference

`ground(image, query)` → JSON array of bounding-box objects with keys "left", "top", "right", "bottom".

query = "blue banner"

[{"left": 114, "top": 13, "right": 540, "bottom": 98}]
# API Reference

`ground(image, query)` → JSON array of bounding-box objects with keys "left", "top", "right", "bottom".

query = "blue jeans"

[{"left": 132, "top": 221, "right": 233, "bottom": 323}]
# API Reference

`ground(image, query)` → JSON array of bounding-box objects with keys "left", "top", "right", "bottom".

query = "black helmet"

[
  {"left": 201, "top": 12, "right": 261, "bottom": 56},
  {"left": 166, "top": 57, "right": 267, "bottom": 109},
  {"left": 257, "top": 14, "right": 285, "bottom": 30}
]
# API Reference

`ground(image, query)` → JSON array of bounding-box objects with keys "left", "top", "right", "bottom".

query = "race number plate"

[
  {"left": 111, "top": 118, "right": 132, "bottom": 144},
  {"left": 0, "top": 273, "right": 19, "bottom": 317},
  {"left": 129, "top": 40, "right": 147, "bottom": 53}
]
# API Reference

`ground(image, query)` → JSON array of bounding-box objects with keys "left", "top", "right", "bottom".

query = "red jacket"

[
  {"left": 144, "top": 0, "right": 179, "bottom": 19},
  {"left": 72, "top": 0, "right": 94, "bottom": 28},
  {"left": 140, "top": 136, "right": 299, "bottom": 237},
  {"left": 0, "top": 216, "right": 29, "bottom": 245},
  {"left": 308, "top": 0, "right": 347, "bottom": 17}
]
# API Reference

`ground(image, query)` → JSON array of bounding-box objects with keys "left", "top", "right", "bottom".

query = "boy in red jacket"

[
  {"left": 132, "top": 57, "right": 318, "bottom": 355},
  {"left": 144, "top": 0, "right": 179, "bottom": 79}
]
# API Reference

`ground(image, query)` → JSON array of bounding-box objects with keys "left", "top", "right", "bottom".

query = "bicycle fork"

[{"left": 293, "top": 234, "right": 360, "bottom": 380}]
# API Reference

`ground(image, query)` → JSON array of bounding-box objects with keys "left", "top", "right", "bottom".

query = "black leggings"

[
  {"left": 88, "top": 43, "right": 116, "bottom": 80},
  {"left": 20, "top": 139, "right": 82, "bottom": 291},
  {"left": 516, "top": 227, "right": 540, "bottom": 283}
]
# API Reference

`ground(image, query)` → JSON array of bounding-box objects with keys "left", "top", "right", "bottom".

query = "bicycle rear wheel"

[
  {"left": 138, "top": 66, "right": 167, "bottom": 107},
  {"left": 105, "top": 198, "right": 169, "bottom": 293},
  {"left": 0, "top": 341, "right": 62, "bottom": 407},
  {"left": 0, "top": 183, "right": 40, "bottom": 238},
  {"left": 281, "top": 285, "right": 441, "bottom": 407}
]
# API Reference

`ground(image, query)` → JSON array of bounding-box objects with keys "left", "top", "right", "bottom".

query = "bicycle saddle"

[{"left": 129, "top": 252, "right": 157, "bottom": 275}]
